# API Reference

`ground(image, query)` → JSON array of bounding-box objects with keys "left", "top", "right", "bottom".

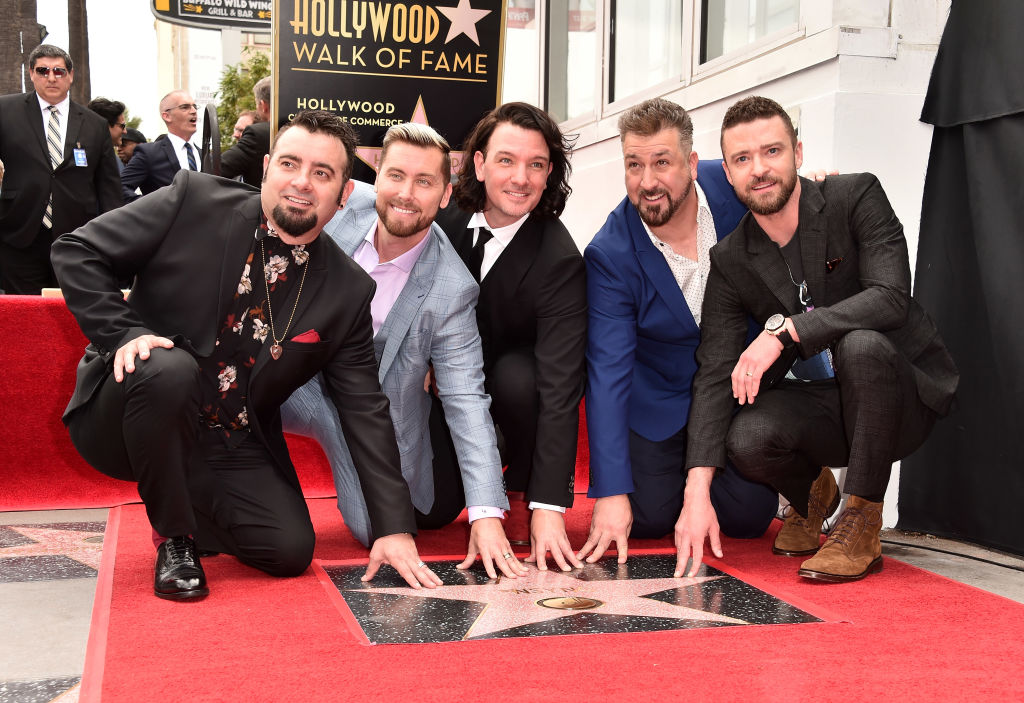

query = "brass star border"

[{"left": 315, "top": 551, "right": 827, "bottom": 645}]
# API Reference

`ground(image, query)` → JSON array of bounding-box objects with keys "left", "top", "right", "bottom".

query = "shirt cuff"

[
  {"left": 528, "top": 502, "right": 566, "bottom": 513},
  {"left": 467, "top": 505, "right": 506, "bottom": 523}
]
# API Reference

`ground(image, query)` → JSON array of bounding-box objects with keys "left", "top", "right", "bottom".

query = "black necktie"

[
  {"left": 468, "top": 227, "right": 492, "bottom": 282},
  {"left": 185, "top": 143, "right": 198, "bottom": 171}
]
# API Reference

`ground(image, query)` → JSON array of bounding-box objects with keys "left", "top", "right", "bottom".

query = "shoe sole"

[
  {"left": 154, "top": 586, "right": 210, "bottom": 601},
  {"left": 797, "top": 556, "right": 883, "bottom": 583}
]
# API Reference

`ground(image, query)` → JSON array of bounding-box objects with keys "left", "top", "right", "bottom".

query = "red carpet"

[
  {"left": 82, "top": 500, "right": 1024, "bottom": 702},
  {"left": 0, "top": 296, "right": 337, "bottom": 509}
]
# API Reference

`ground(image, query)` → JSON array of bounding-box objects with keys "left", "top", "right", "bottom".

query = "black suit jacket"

[
  {"left": 51, "top": 171, "right": 415, "bottom": 538},
  {"left": 221, "top": 121, "right": 270, "bottom": 186},
  {"left": 686, "top": 174, "right": 959, "bottom": 470},
  {"left": 0, "top": 92, "right": 122, "bottom": 248},
  {"left": 438, "top": 207, "right": 587, "bottom": 507},
  {"left": 120, "top": 138, "right": 188, "bottom": 202}
]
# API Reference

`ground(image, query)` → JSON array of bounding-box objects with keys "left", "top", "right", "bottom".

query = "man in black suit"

[
  {"left": 120, "top": 90, "right": 201, "bottom": 201},
  {"left": 51, "top": 110, "right": 440, "bottom": 601},
  {"left": 682, "top": 96, "right": 958, "bottom": 582},
  {"left": 221, "top": 76, "right": 271, "bottom": 186},
  {"left": 436, "top": 102, "right": 587, "bottom": 572},
  {"left": 0, "top": 45, "right": 122, "bottom": 294}
]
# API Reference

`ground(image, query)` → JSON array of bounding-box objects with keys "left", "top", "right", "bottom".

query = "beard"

[
  {"left": 375, "top": 200, "right": 434, "bottom": 238},
  {"left": 738, "top": 169, "right": 798, "bottom": 216},
  {"left": 271, "top": 203, "right": 318, "bottom": 238},
  {"left": 632, "top": 176, "right": 692, "bottom": 228}
]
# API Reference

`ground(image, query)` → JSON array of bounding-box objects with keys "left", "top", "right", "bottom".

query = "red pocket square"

[{"left": 291, "top": 329, "right": 320, "bottom": 343}]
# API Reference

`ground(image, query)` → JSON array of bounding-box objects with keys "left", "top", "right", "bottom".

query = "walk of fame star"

[
  {"left": 437, "top": 0, "right": 492, "bottom": 46},
  {"left": 0, "top": 523, "right": 105, "bottom": 583},
  {"left": 319, "top": 554, "right": 821, "bottom": 644}
]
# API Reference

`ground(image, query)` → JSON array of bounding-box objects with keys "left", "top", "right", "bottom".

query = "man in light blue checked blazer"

[{"left": 282, "top": 123, "right": 527, "bottom": 581}]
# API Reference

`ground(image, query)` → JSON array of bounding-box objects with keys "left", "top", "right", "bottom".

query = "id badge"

[{"left": 73, "top": 148, "right": 88, "bottom": 167}]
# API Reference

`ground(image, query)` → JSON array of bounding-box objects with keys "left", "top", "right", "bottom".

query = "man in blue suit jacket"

[
  {"left": 283, "top": 124, "right": 526, "bottom": 580},
  {"left": 120, "top": 90, "right": 201, "bottom": 201},
  {"left": 577, "top": 99, "right": 778, "bottom": 567}
]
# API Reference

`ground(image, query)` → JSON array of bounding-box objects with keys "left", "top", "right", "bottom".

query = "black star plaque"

[{"left": 316, "top": 553, "right": 822, "bottom": 644}]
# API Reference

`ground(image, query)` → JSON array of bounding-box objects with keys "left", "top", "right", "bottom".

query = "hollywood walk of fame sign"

[
  {"left": 272, "top": 0, "right": 506, "bottom": 183},
  {"left": 316, "top": 554, "right": 823, "bottom": 644}
]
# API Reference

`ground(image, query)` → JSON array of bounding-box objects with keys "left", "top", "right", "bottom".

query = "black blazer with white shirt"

[{"left": 0, "top": 91, "right": 122, "bottom": 248}]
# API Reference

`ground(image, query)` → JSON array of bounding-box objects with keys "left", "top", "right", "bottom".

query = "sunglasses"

[
  {"left": 116, "top": 123, "right": 127, "bottom": 129},
  {"left": 33, "top": 66, "right": 70, "bottom": 78}
]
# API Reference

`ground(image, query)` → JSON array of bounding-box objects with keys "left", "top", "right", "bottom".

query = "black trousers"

[
  {"left": 66, "top": 346, "right": 313, "bottom": 576},
  {"left": 419, "top": 392, "right": 468, "bottom": 529},
  {"left": 0, "top": 225, "right": 58, "bottom": 294},
  {"left": 726, "top": 330, "right": 938, "bottom": 516},
  {"left": 484, "top": 347, "right": 538, "bottom": 494},
  {"left": 628, "top": 427, "right": 778, "bottom": 540}
]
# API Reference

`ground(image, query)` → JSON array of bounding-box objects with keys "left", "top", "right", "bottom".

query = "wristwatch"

[{"left": 764, "top": 313, "right": 794, "bottom": 349}]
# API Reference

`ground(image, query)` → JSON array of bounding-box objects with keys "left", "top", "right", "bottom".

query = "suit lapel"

[
  {"left": 745, "top": 218, "right": 801, "bottom": 314},
  {"left": 215, "top": 195, "right": 262, "bottom": 335},
  {"left": 377, "top": 231, "right": 438, "bottom": 378},
  {"left": 481, "top": 213, "right": 541, "bottom": 302},
  {"left": 25, "top": 94, "right": 52, "bottom": 167},
  {"left": 796, "top": 179, "right": 828, "bottom": 308},
  {"left": 628, "top": 204, "right": 699, "bottom": 329},
  {"left": 162, "top": 137, "right": 182, "bottom": 175},
  {"left": 58, "top": 102, "right": 83, "bottom": 171}
]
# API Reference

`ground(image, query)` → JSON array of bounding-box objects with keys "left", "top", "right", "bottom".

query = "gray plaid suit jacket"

[{"left": 282, "top": 181, "right": 507, "bottom": 545}]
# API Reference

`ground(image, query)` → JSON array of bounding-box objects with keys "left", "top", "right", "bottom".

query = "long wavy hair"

[{"left": 451, "top": 102, "right": 574, "bottom": 219}]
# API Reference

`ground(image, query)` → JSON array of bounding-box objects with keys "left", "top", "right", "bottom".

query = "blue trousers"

[{"left": 627, "top": 426, "right": 778, "bottom": 539}]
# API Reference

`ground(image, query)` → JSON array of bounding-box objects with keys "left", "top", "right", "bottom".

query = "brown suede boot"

[
  {"left": 798, "top": 495, "right": 884, "bottom": 582},
  {"left": 772, "top": 467, "right": 840, "bottom": 556}
]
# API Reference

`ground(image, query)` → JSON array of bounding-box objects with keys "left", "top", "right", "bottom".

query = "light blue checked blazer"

[{"left": 281, "top": 181, "right": 507, "bottom": 546}]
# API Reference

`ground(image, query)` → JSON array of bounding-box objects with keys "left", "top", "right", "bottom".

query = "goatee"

[{"left": 271, "top": 204, "right": 318, "bottom": 238}]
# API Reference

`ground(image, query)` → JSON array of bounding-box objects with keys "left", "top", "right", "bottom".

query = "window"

[
  {"left": 609, "top": 1, "right": 683, "bottom": 104},
  {"left": 502, "top": 0, "right": 541, "bottom": 104},
  {"left": 545, "top": 0, "right": 598, "bottom": 123},
  {"left": 700, "top": 0, "right": 799, "bottom": 64}
]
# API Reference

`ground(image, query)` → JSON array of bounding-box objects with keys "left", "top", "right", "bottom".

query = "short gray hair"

[{"left": 618, "top": 98, "right": 694, "bottom": 153}]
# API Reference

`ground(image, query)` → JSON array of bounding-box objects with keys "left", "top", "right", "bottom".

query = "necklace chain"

[{"left": 260, "top": 237, "right": 309, "bottom": 358}]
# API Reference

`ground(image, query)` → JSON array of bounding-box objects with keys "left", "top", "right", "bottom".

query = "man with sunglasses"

[
  {"left": 0, "top": 44, "right": 122, "bottom": 294},
  {"left": 121, "top": 90, "right": 202, "bottom": 202}
]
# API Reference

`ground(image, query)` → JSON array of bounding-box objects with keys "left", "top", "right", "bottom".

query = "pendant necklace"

[{"left": 261, "top": 237, "right": 309, "bottom": 360}]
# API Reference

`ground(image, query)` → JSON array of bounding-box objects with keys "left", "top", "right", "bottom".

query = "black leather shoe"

[{"left": 154, "top": 536, "right": 209, "bottom": 600}]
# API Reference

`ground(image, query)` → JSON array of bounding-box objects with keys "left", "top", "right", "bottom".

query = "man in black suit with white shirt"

[
  {"left": 120, "top": 89, "right": 202, "bottom": 201},
  {"left": 436, "top": 102, "right": 587, "bottom": 572},
  {"left": 0, "top": 44, "right": 122, "bottom": 294}
]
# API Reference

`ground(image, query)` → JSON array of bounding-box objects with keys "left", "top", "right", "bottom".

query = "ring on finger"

[
  {"left": 502, "top": 552, "right": 513, "bottom": 559},
  {"left": 745, "top": 371, "right": 753, "bottom": 377},
  {"left": 417, "top": 561, "right": 427, "bottom": 568}
]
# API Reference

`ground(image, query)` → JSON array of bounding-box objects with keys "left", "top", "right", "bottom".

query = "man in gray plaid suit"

[
  {"left": 283, "top": 123, "right": 526, "bottom": 581},
  {"left": 680, "top": 96, "right": 957, "bottom": 584}
]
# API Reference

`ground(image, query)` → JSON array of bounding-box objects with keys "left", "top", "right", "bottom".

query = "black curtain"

[{"left": 900, "top": 0, "right": 1024, "bottom": 555}]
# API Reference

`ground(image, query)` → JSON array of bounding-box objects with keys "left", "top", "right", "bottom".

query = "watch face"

[{"left": 765, "top": 313, "right": 785, "bottom": 333}]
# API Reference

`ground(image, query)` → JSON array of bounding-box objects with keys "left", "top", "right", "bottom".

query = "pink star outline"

[
  {"left": 355, "top": 95, "right": 466, "bottom": 175},
  {"left": 354, "top": 564, "right": 747, "bottom": 639},
  {"left": 0, "top": 525, "right": 104, "bottom": 570},
  {"left": 437, "top": 0, "right": 492, "bottom": 46}
]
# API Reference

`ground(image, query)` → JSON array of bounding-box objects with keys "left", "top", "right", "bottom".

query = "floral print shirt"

[{"left": 198, "top": 214, "right": 317, "bottom": 445}]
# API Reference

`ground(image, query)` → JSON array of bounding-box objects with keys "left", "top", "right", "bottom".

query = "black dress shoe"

[{"left": 154, "top": 535, "right": 209, "bottom": 600}]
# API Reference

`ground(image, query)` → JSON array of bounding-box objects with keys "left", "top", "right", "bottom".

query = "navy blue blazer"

[
  {"left": 584, "top": 160, "right": 746, "bottom": 498},
  {"left": 120, "top": 137, "right": 185, "bottom": 202}
]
